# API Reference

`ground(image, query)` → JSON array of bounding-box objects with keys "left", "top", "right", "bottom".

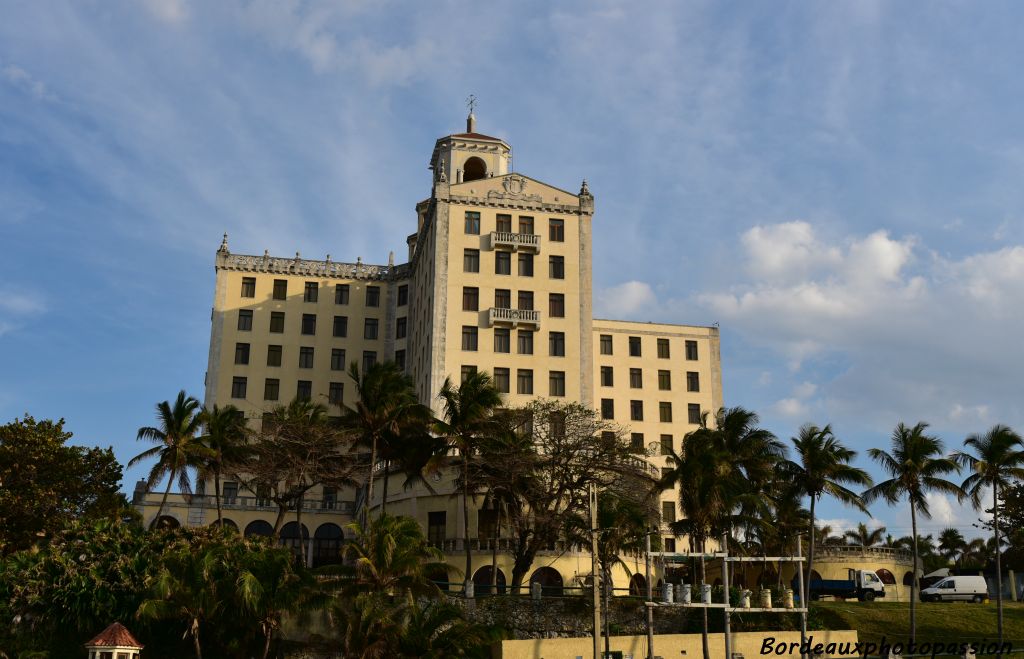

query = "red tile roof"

[
  {"left": 85, "top": 622, "right": 144, "bottom": 648},
  {"left": 452, "top": 132, "right": 502, "bottom": 141}
]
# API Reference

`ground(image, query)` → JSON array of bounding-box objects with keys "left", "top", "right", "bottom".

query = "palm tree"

[
  {"left": 346, "top": 361, "right": 430, "bottom": 518},
  {"left": 844, "top": 523, "right": 886, "bottom": 547},
  {"left": 198, "top": 404, "right": 250, "bottom": 527},
  {"left": 779, "top": 423, "right": 872, "bottom": 598},
  {"left": 435, "top": 370, "right": 503, "bottom": 598},
  {"left": 937, "top": 528, "right": 966, "bottom": 567},
  {"left": 864, "top": 422, "right": 963, "bottom": 644},
  {"left": 953, "top": 424, "right": 1024, "bottom": 644},
  {"left": 129, "top": 391, "right": 208, "bottom": 527}
]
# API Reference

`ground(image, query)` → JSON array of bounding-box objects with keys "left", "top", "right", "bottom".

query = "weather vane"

[{"left": 466, "top": 94, "right": 477, "bottom": 114}]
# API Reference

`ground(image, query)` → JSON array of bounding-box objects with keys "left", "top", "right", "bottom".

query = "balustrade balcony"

[
  {"left": 490, "top": 231, "right": 541, "bottom": 252},
  {"left": 488, "top": 307, "right": 541, "bottom": 330}
]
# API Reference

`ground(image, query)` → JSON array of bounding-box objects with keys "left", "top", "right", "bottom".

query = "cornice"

[{"left": 216, "top": 251, "right": 412, "bottom": 282}]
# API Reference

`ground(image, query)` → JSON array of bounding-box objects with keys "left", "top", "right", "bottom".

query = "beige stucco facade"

[{"left": 134, "top": 115, "right": 726, "bottom": 590}]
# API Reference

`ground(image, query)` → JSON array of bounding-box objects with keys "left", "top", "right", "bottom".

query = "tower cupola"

[{"left": 429, "top": 109, "right": 511, "bottom": 185}]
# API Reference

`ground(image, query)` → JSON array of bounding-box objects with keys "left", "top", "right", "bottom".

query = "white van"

[{"left": 920, "top": 575, "right": 989, "bottom": 602}]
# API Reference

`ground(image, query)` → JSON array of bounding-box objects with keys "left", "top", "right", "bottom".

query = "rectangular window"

[
  {"left": 465, "top": 211, "right": 481, "bottom": 234},
  {"left": 331, "top": 348, "right": 345, "bottom": 371},
  {"left": 495, "top": 251, "right": 511, "bottom": 275},
  {"left": 600, "top": 399, "right": 614, "bottom": 420},
  {"left": 549, "top": 371, "right": 566, "bottom": 397},
  {"left": 600, "top": 366, "right": 614, "bottom": 386},
  {"left": 662, "top": 501, "right": 676, "bottom": 524},
  {"left": 366, "top": 286, "right": 380, "bottom": 307},
  {"left": 463, "top": 248, "right": 480, "bottom": 273},
  {"left": 629, "top": 336, "right": 642, "bottom": 357},
  {"left": 227, "top": 376, "right": 247, "bottom": 400},
  {"left": 462, "top": 326, "right": 478, "bottom": 351},
  {"left": 549, "top": 256, "right": 564, "bottom": 279},
  {"left": 658, "top": 370, "right": 671, "bottom": 390},
  {"left": 660, "top": 434, "right": 673, "bottom": 455},
  {"left": 333, "top": 315, "right": 348, "bottom": 338},
  {"left": 686, "top": 340, "right": 698, "bottom": 360},
  {"left": 496, "top": 214, "right": 512, "bottom": 233},
  {"left": 494, "top": 289, "right": 511, "bottom": 309},
  {"left": 296, "top": 380, "right": 312, "bottom": 401},
  {"left": 267, "top": 345, "right": 282, "bottom": 367},
  {"left": 493, "top": 367, "right": 510, "bottom": 393},
  {"left": 394, "top": 349, "right": 406, "bottom": 370},
  {"left": 364, "top": 318, "right": 379, "bottom": 340},
  {"left": 549, "top": 218, "right": 564, "bottom": 242},
  {"left": 397, "top": 284, "right": 408, "bottom": 306},
  {"left": 396, "top": 317, "right": 407, "bottom": 339},
  {"left": 240, "top": 277, "right": 256, "bottom": 298},
  {"left": 273, "top": 279, "right": 287, "bottom": 300},
  {"left": 517, "top": 290, "right": 534, "bottom": 310},
  {"left": 660, "top": 402, "right": 673, "bottom": 423},
  {"left": 517, "top": 330, "right": 533, "bottom": 355},
  {"left": 269, "top": 311, "right": 284, "bottom": 333},
  {"left": 518, "top": 216, "right": 534, "bottom": 234},
  {"left": 362, "top": 351, "right": 377, "bottom": 372},
  {"left": 427, "top": 511, "right": 446, "bottom": 547},
  {"left": 549, "top": 331, "right": 565, "bottom": 357},
  {"left": 460, "top": 365, "right": 477, "bottom": 383},
  {"left": 664, "top": 537, "right": 676, "bottom": 553},
  {"left": 237, "top": 310, "right": 253, "bottom": 331},
  {"left": 629, "top": 368, "right": 643, "bottom": 389},
  {"left": 335, "top": 284, "right": 349, "bottom": 304},
  {"left": 494, "top": 328, "right": 511, "bottom": 353},
  {"left": 630, "top": 400, "right": 644, "bottom": 421},
  {"left": 516, "top": 369, "right": 534, "bottom": 394},
  {"left": 518, "top": 252, "right": 534, "bottom": 276},
  {"left": 687, "top": 371, "right": 700, "bottom": 392},
  {"left": 301, "top": 313, "right": 316, "bottom": 335},
  {"left": 463, "top": 287, "right": 479, "bottom": 311},
  {"left": 657, "top": 338, "right": 670, "bottom": 359},
  {"left": 264, "top": 378, "right": 280, "bottom": 401},
  {"left": 688, "top": 403, "right": 701, "bottom": 424},
  {"left": 329, "top": 382, "right": 344, "bottom": 405},
  {"left": 631, "top": 432, "right": 645, "bottom": 451},
  {"left": 304, "top": 282, "right": 318, "bottom": 303},
  {"left": 234, "top": 342, "right": 250, "bottom": 365},
  {"left": 478, "top": 508, "right": 498, "bottom": 543},
  {"left": 549, "top": 293, "right": 565, "bottom": 318},
  {"left": 322, "top": 486, "right": 337, "bottom": 510},
  {"left": 299, "top": 347, "right": 314, "bottom": 368},
  {"left": 600, "top": 334, "right": 613, "bottom": 355}
]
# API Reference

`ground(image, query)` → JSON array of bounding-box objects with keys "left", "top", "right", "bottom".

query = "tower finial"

[
  {"left": 466, "top": 94, "right": 477, "bottom": 133},
  {"left": 219, "top": 232, "right": 229, "bottom": 253}
]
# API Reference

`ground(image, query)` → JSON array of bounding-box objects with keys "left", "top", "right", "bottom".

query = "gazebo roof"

[{"left": 85, "top": 622, "right": 144, "bottom": 649}]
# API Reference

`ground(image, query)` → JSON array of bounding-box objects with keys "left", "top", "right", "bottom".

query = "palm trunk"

[
  {"left": 261, "top": 630, "right": 272, "bottom": 659},
  {"left": 910, "top": 503, "right": 919, "bottom": 645},
  {"left": 272, "top": 503, "right": 289, "bottom": 540},
  {"left": 806, "top": 496, "right": 816, "bottom": 594},
  {"left": 994, "top": 481, "right": 1004, "bottom": 644},
  {"left": 214, "top": 469, "right": 223, "bottom": 527},
  {"left": 381, "top": 461, "right": 391, "bottom": 516},
  {"left": 365, "top": 433, "right": 378, "bottom": 521},
  {"left": 296, "top": 503, "right": 306, "bottom": 566},
  {"left": 191, "top": 619, "right": 203, "bottom": 659},
  {"left": 152, "top": 468, "right": 176, "bottom": 528},
  {"left": 463, "top": 453, "right": 472, "bottom": 597}
]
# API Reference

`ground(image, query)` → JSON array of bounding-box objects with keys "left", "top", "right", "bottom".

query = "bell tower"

[{"left": 429, "top": 108, "right": 512, "bottom": 185}]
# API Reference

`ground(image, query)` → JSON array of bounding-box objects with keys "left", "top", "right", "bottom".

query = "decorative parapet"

[
  {"left": 816, "top": 545, "right": 914, "bottom": 565},
  {"left": 216, "top": 250, "right": 412, "bottom": 282},
  {"left": 488, "top": 307, "right": 541, "bottom": 329},
  {"left": 490, "top": 231, "right": 541, "bottom": 252}
]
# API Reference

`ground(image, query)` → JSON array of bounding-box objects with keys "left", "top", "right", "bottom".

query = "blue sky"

[{"left": 3, "top": 0, "right": 1023, "bottom": 541}]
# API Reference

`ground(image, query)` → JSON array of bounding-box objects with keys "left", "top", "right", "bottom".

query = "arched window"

[
  {"left": 427, "top": 566, "right": 450, "bottom": 592},
  {"left": 903, "top": 571, "right": 915, "bottom": 586},
  {"left": 473, "top": 566, "right": 507, "bottom": 595},
  {"left": 154, "top": 515, "right": 180, "bottom": 529},
  {"left": 210, "top": 518, "right": 238, "bottom": 531},
  {"left": 312, "top": 523, "right": 344, "bottom": 568},
  {"left": 877, "top": 569, "right": 896, "bottom": 585},
  {"left": 530, "top": 567, "right": 564, "bottom": 597},
  {"left": 463, "top": 157, "right": 486, "bottom": 182},
  {"left": 244, "top": 519, "right": 274, "bottom": 538},
  {"left": 280, "top": 522, "right": 309, "bottom": 562},
  {"left": 629, "top": 574, "right": 648, "bottom": 596}
]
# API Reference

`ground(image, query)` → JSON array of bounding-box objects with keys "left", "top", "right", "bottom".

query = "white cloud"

[
  {"left": 793, "top": 381, "right": 818, "bottom": 399},
  {"left": 142, "top": 0, "right": 189, "bottom": 24},
  {"left": 0, "top": 286, "right": 45, "bottom": 337},
  {"left": 774, "top": 398, "right": 808, "bottom": 418},
  {"left": 1, "top": 63, "right": 55, "bottom": 101},
  {"left": 594, "top": 281, "right": 657, "bottom": 318}
]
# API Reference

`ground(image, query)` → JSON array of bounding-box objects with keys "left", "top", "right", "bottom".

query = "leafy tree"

[
  {"left": 779, "top": 423, "right": 871, "bottom": 594},
  {"left": 864, "top": 422, "right": 963, "bottom": 645},
  {"left": 435, "top": 370, "right": 503, "bottom": 594},
  {"left": 844, "top": 522, "right": 886, "bottom": 547},
  {"left": 0, "top": 415, "right": 123, "bottom": 553},
  {"left": 198, "top": 404, "right": 250, "bottom": 527},
  {"left": 937, "top": 528, "right": 966, "bottom": 566},
  {"left": 129, "top": 390, "right": 208, "bottom": 527},
  {"left": 953, "top": 424, "right": 1024, "bottom": 643}
]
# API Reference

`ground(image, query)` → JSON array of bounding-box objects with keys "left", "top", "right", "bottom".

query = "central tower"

[{"left": 429, "top": 112, "right": 513, "bottom": 184}]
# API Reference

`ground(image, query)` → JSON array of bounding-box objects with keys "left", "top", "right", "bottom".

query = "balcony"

[
  {"left": 490, "top": 231, "right": 541, "bottom": 253},
  {"left": 488, "top": 307, "right": 541, "bottom": 330}
]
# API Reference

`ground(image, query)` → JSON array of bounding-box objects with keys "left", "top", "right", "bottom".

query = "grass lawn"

[{"left": 813, "top": 600, "right": 1024, "bottom": 647}]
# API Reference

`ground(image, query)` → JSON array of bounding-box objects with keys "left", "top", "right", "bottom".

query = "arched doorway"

[
  {"left": 903, "top": 571, "right": 915, "bottom": 586},
  {"left": 244, "top": 520, "right": 274, "bottom": 538},
  {"left": 427, "top": 566, "right": 450, "bottom": 592},
  {"left": 210, "top": 518, "right": 238, "bottom": 531},
  {"left": 463, "top": 157, "right": 486, "bottom": 182},
  {"left": 530, "top": 567, "right": 564, "bottom": 597},
  {"left": 629, "top": 574, "right": 647, "bottom": 596},
  {"left": 280, "top": 522, "right": 309, "bottom": 563},
  {"left": 312, "top": 523, "right": 344, "bottom": 568},
  {"left": 877, "top": 569, "right": 896, "bottom": 585},
  {"left": 153, "top": 515, "right": 179, "bottom": 529},
  {"left": 473, "top": 566, "right": 507, "bottom": 595}
]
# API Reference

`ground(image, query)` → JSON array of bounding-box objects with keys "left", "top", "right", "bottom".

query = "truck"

[{"left": 805, "top": 568, "right": 887, "bottom": 601}]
